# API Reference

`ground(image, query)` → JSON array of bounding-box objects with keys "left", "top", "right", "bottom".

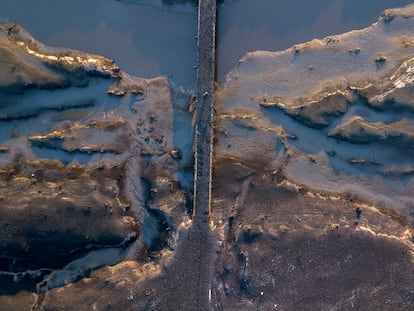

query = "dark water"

[
  {"left": 2, "top": 1, "right": 412, "bottom": 84},
  {"left": 217, "top": 0, "right": 414, "bottom": 80},
  {"left": 0, "top": 0, "right": 197, "bottom": 89}
]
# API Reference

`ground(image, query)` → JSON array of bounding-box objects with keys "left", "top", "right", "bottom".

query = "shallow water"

[
  {"left": 0, "top": 0, "right": 197, "bottom": 89},
  {"left": 217, "top": 0, "right": 414, "bottom": 80},
  {"left": 2, "top": 1, "right": 411, "bottom": 84}
]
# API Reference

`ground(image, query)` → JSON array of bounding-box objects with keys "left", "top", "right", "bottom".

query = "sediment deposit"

[
  {"left": 2, "top": 3, "right": 414, "bottom": 310},
  {"left": 0, "top": 21, "right": 194, "bottom": 309},
  {"left": 212, "top": 4, "right": 414, "bottom": 310}
]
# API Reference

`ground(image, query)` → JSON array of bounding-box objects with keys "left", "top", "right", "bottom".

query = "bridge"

[
  {"left": 193, "top": 0, "right": 216, "bottom": 220},
  {"left": 152, "top": 1, "right": 217, "bottom": 310}
]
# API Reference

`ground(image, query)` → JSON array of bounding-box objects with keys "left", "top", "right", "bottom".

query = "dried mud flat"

[
  {"left": 0, "top": 21, "right": 195, "bottom": 310},
  {"left": 1, "top": 3, "right": 414, "bottom": 311},
  {"left": 212, "top": 4, "right": 414, "bottom": 310}
]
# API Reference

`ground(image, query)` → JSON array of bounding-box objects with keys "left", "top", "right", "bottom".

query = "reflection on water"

[
  {"left": 217, "top": 0, "right": 414, "bottom": 80},
  {"left": 0, "top": 0, "right": 197, "bottom": 88},
  {"left": 116, "top": 0, "right": 197, "bottom": 14}
]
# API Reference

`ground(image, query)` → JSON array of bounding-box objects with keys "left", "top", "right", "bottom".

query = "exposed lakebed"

[
  {"left": 1, "top": 1, "right": 414, "bottom": 310},
  {"left": 213, "top": 3, "right": 414, "bottom": 309},
  {"left": 0, "top": 15, "right": 194, "bottom": 307}
]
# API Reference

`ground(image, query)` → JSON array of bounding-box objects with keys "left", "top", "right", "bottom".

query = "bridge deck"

[{"left": 193, "top": 0, "right": 216, "bottom": 220}]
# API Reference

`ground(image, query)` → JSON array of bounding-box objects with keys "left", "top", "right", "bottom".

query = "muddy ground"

[{"left": 1, "top": 3, "right": 414, "bottom": 311}]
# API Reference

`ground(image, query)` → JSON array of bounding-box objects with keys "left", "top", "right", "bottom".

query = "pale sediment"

[
  {"left": 0, "top": 20, "right": 194, "bottom": 306},
  {"left": 212, "top": 4, "right": 414, "bottom": 310}
]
